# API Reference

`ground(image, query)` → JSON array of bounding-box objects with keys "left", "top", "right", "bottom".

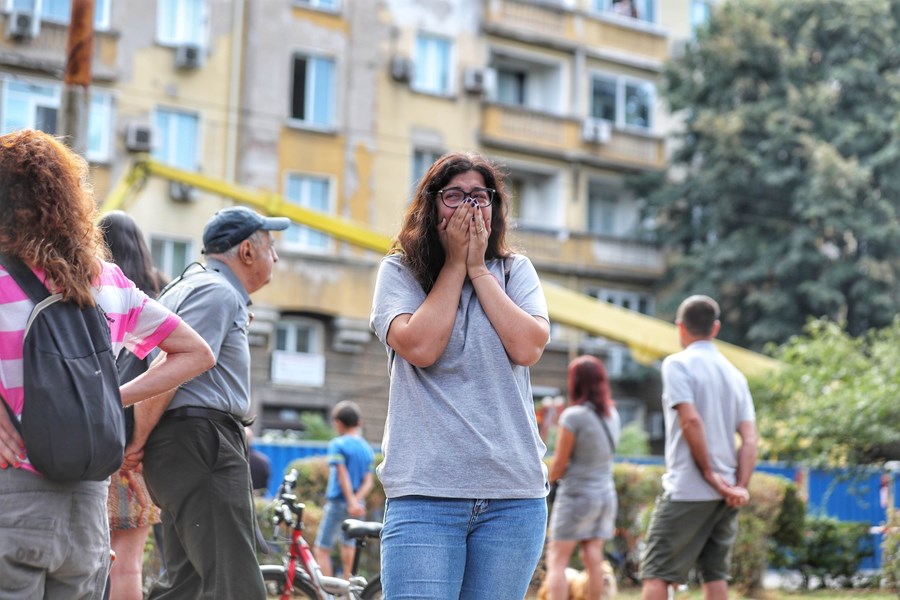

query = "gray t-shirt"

[
  {"left": 558, "top": 405, "right": 620, "bottom": 496},
  {"left": 156, "top": 259, "right": 253, "bottom": 418},
  {"left": 660, "top": 340, "right": 756, "bottom": 501},
  {"left": 370, "top": 254, "right": 549, "bottom": 499}
]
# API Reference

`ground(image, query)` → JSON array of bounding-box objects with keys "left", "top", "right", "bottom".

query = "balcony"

[
  {"left": 480, "top": 103, "right": 665, "bottom": 171},
  {"left": 0, "top": 18, "right": 117, "bottom": 79},
  {"left": 484, "top": 0, "right": 667, "bottom": 65},
  {"left": 510, "top": 227, "right": 664, "bottom": 282}
]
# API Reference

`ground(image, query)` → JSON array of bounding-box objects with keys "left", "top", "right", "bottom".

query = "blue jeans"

[
  {"left": 314, "top": 499, "right": 354, "bottom": 549},
  {"left": 381, "top": 496, "right": 547, "bottom": 600}
]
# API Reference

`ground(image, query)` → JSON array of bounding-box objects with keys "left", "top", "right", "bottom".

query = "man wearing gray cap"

[{"left": 128, "top": 206, "right": 289, "bottom": 600}]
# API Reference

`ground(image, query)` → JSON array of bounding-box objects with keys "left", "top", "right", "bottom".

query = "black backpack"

[{"left": 0, "top": 254, "right": 125, "bottom": 482}]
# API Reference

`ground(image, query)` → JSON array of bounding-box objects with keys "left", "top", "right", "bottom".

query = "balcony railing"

[
  {"left": 484, "top": 0, "right": 667, "bottom": 63},
  {"left": 481, "top": 103, "right": 665, "bottom": 170},
  {"left": 510, "top": 227, "right": 664, "bottom": 280},
  {"left": 0, "top": 18, "right": 117, "bottom": 79}
]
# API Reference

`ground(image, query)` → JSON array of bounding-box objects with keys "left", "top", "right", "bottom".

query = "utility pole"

[{"left": 59, "top": 0, "right": 94, "bottom": 156}]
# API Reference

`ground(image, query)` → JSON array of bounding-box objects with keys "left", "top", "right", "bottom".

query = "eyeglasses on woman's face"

[{"left": 437, "top": 187, "right": 495, "bottom": 209}]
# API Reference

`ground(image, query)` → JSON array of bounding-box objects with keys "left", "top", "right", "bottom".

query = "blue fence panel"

[
  {"left": 807, "top": 468, "right": 886, "bottom": 570},
  {"left": 253, "top": 441, "right": 330, "bottom": 498}
]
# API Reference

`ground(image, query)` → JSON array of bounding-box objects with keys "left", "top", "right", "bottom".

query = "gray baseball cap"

[{"left": 202, "top": 206, "right": 290, "bottom": 254}]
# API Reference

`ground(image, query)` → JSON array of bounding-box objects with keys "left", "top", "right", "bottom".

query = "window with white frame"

[
  {"left": 690, "top": 0, "right": 712, "bottom": 34},
  {"left": 290, "top": 54, "right": 336, "bottom": 128},
  {"left": 507, "top": 171, "right": 562, "bottom": 230},
  {"left": 491, "top": 53, "right": 564, "bottom": 113},
  {"left": 590, "top": 74, "right": 655, "bottom": 131},
  {"left": 413, "top": 33, "right": 452, "bottom": 95},
  {"left": 150, "top": 236, "right": 193, "bottom": 282},
  {"left": 271, "top": 318, "right": 326, "bottom": 387},
  {"left": 152, "top": 108, "right": 199, "bottom": 171},
  {"left": 587, "top": 181, "right": 641, "bottom": 238},
  {"left": 283, "top": 173, "right": 332, "bottom": 252},
  {"left": 0, "top": 79, "right": 112, "bottom": 162},
  {"left": 6, "top": 0, "right": 110, "bottom": 29},
  {"left": 590, "top": 287, "right": 655, "bottom": 315},
  {"left": 294, "top": 0, "right": 339, "bottom": 10},
  {"left": 599, "top": 0, "right": 656, "bottom": 24},
  {"left": 157, "top": 0, "right": 205, "bottom": 46},
  {"left": 412, "top": 148, "right": 442, "bottom": 188}
]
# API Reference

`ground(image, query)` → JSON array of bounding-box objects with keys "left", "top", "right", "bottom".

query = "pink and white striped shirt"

[{"left": 0, "top": 260, "right": 181, "bottom": 470}]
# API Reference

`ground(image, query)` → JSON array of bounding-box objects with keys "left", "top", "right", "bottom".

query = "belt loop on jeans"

[{"left": 163, "top": 406, "right": 253, "bottom": 428}]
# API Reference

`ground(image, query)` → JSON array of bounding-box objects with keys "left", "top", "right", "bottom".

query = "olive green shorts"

[{"left": 639, "top": 494, "right": 738, "bottom": 584}]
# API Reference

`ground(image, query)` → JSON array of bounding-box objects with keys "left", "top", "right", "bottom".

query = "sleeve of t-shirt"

[
  {"left": 661, "top": 356, "right": 694, "bottom": 411},
  {"left": 327, "top": 438, "right": 345, "bottom": 467},
  {"left": 505, "top": 255, "right": 549, "bottom": 321},
  {"left": 558, "top": 406, "right": 581, "bottom": 435},
  {"left": 169, "top": 279, "right": 240, "bottom": 358},
  {"left": 370, "top": 256, "right": 427, "bottom": 345},
  {"left": 737, "top": 375, "right": 757, "bottom": 423}
]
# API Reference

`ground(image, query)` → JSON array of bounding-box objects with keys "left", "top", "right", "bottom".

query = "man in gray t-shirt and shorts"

[{"left": 641, "top": 295, "right": 758, "bottom": 600}]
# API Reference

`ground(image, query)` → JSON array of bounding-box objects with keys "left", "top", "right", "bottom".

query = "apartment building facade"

[{"left": 0, "top": 0, "right": 714, "bottom": 449}]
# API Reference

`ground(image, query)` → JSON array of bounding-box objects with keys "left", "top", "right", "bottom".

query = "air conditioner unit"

[
  {"left": 389, "top": 55, "right": 413, "bottom": 83},
  {"left": 124, "top": 123, "right": 153, "bottom": 152},
  {"left": 174, "top": 44, "right": 203, "bottom": 70},
  {"left": 581, "top": 118, "right": 612, "bottom": 145},
  {"left": 463, "top": 67, "right": 485, "bottom": 94},
  {"left": 169, "top": 181, "right": 198, "bottom": 203},
  {"left": 6, "top": 11, "right": 38, "bottom": 41}
]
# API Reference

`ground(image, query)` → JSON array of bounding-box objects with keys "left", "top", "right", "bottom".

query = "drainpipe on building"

[
  {"left": 60, "top": 0, "right": 94, "bottom": 157},
  {"left": 225, "top": 0, "right": 246, "bottom": 184}
]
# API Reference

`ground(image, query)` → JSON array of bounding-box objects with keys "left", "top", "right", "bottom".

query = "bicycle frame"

[{"left": 269, "top": 471, "right": 372, "bottom": 600}]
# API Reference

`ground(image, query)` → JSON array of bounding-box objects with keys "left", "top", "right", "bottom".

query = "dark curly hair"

[
  {"left": 0, "top": 129, "right": 107, "bottom": 307},
  {"left": 568, "top": 355, "right": 615, "bottom": 418},
  {"left": 391, "top": 151, "right": 514, "bottom": 292}
]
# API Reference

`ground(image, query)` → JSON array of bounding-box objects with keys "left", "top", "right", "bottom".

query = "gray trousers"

[
  {"left": 0, "top": 467, "right": 109, "bottom": 600},
  {"left": 142, "top": 416, "right": 265, "bottom": 600}
]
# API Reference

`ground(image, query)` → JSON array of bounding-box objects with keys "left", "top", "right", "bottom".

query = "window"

[
  {"left": 6, "top": 0, "right": 110, "bottom": 28},
  {"left": 271, "top": 318, "right": 326, "bottom": 387},
  {"left": 590, "top": 74, "right": 655, "bottom": 132},
  {"left": 413, "top": 33, "right": 452, "bottom": 95},
  {"left": 690, "top": 0, "right": 711, "bottom": 34},
  {"left": 152, "top": 108, "right": 199, "bottom": 171},
  {"left": 157, "top": 0, "right": 205, "bottom": 46},
  {"left": 290, "top": 54, "right": 336, "bottom": 128},
  {"left": 412, "top": 148, "right": 442, "bottom": 188},
  {"left": 490, "top": 53, "right": 564, "bottom": 113},
  {"left": 295, "top": 0, "right": 339, "bottom": 9},
  {"left": 150, "top": 236, "right": 193, "bottom": 282},
  {"left": 599, "top": 0, "right": 656, "bottom": 24},
  {"left": 587, "top": 181, "right": 642, "bottom": 238},
  {"left": 507, "top": 171, "right": 561, "bottom": 229},
  {"left": 284, "top": 173, "right": 332, "bottom": 252},
  {"left": 590, "top": 287, "right": 654, "bottom": 315},
  {"left": 497, "top": 68, "right": 527, "bottom": 106},
  {"left": 0, "top": 79, "right": 112, "bottom": 162}
]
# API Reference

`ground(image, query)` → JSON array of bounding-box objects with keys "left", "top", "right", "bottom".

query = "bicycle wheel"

[
  {"left": 360, "top": 574, "right": 382, "bottom": 600},
  {"left": 260, "top": 564, "right": 318, "bottom": 598}
]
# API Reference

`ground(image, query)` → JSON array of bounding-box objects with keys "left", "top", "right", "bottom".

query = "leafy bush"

[
  {"left": 883, "top": 510, "right": 900, "bottom": 594},
  {"left": 617, "top": 421, "right": 651, "bottom": 457},
  {"left": 782, "top": 515, "right": 875, "bottom": 589}
]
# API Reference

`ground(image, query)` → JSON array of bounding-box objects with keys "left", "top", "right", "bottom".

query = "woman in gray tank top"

[{"left": 545, "top": 355, "right": 621, "bottom": 600}]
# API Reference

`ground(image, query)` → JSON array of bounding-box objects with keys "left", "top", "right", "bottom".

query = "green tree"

[
  {"left": 638, "top": 0, "right": 900, "bottom": 349},
  {"left": 752, "top": 317, "right": 900, "bottom": 465}
]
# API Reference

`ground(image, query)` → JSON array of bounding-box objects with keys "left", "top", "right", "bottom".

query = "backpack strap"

[{"left": 0, "top": 253, "right": 51, "bottom": 304}]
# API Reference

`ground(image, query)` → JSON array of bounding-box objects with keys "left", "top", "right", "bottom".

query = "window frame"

[
  {"left": 0, "top": 77, "right": 113, "bottom": 162},
  {"left": 282, "top": 171, "right": 335, "bottom": 254},
  {"left": 293, "top": 0, "right": 340, "bottom": 12},
  {"left": 589, "top": 71, "right": 656, "bottom": 133},
  {"left": 149, "top": 235, "right": 194, "bottom": 282},
  {"left": 5, "top": 0, "right": 111, "bottom": 29},
  {"left": 412, "top": 32, "right": 454, "bottom": 96},
  {"left": 152, "top": 106, "right": 201, "bottom": 172},
  {"left": 156, "top": 0, "right": 208, "bottom": 47},
  {"left": 289, "top": 52, "right": 337, "bottom": 130},
  {"left": 271, "top": 317, "right": 326, "bottom": 388}
]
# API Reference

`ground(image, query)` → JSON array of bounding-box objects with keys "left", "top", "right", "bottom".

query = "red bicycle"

[{"left": 260, "top": 469, "right": 383, "bottom": 599}]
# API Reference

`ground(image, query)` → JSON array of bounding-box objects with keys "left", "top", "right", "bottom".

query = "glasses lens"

[
  {"left": 441, "top": 189, "right": 465, "bottom": 207},
  {"left": 471, "top": 188, "right": 493, "bottom": 207}
]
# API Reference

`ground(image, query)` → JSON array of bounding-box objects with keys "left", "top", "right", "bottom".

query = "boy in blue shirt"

[{"left": 314, "top": 401, "right": 376, "bottom": 577}]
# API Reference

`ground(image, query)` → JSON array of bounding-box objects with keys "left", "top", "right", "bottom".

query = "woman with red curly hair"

[
  {"left": 0, "top": 129, "right": 214, "bottom": 600},
  {"left": 370, "top": 151, "right": 551, "bottom": 599}
]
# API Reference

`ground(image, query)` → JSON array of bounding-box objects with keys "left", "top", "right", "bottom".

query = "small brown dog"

[{"left": 537, "top": 561, "right": 617, "bottom": 600}]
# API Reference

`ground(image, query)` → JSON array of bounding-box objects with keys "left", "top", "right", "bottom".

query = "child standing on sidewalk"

[{"left": 314, "top": 401, "right": 376, "bottom": 577}]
